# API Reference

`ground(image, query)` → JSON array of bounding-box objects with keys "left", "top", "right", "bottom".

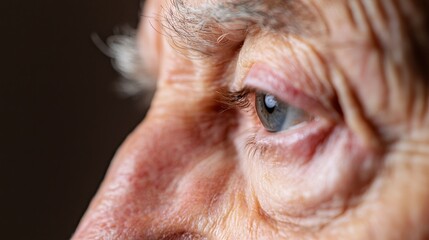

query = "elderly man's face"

[{"left": 74, "top": 0, "right": 429, "bottom": 239}]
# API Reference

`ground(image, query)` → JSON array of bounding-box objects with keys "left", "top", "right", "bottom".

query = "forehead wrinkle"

[{"left": 161, "top": 0, "right": 325, "bottom": 57}]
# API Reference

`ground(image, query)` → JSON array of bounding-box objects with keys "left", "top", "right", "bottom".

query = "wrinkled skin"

[{"left": 74, "top": 0, "right": 429, "bottom": 239}]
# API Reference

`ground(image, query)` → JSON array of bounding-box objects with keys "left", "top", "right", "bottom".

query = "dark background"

[{"left": 1, "top": 0, "right": 146, "bottom": 239}]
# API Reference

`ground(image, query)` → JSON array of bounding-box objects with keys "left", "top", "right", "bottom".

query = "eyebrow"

[{"left": 162, "top": 0, "right": 325, "bottom": 56}]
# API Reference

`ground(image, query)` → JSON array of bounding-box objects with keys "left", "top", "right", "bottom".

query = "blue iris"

[{"left": 255, "top": 92, "right": 309, "bottom": 132}]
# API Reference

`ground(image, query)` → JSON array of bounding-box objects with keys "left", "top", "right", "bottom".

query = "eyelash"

[
  {"left": 218, "top": 88, "right": 269, "bottom": 159},
  {"left": 219, "top": 88, "right": 252, "bottom": 111}
]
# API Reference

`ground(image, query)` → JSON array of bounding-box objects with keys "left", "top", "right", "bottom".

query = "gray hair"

[
  {"left": 98, "top": 0, "right": 429, "bottom": 101},
  {"left": 92, "top": 28, "right": 155, "bottom": 104}
]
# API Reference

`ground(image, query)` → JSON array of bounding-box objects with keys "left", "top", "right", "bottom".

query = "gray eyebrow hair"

[
  {"left": 162, "top": 0, "right": 325, "bottom": 56},
  {"left": 99, "top": 0, "right": 325, "bottom": 100}
]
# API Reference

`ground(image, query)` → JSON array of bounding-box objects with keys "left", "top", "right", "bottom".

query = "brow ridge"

[{"left": 162, "top": 0, "right": 324, "bottom": 56}]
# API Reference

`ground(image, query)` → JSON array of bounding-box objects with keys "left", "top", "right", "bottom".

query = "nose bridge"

[{"left": 73, "top": 110, "right": 234, "bottom": 239}]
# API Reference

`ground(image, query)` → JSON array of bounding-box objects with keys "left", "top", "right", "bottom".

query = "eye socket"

[{"left": 255, "top": 92, "right": 312, "bottom": 132}]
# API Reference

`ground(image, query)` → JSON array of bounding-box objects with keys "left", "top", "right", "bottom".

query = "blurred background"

[{"left": 1, "top": 0, "right": 147, "bottom": 239}]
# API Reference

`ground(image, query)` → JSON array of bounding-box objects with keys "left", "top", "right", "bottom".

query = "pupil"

[{"left": 264, "top": 94, "right": 277, "bottom": 113}]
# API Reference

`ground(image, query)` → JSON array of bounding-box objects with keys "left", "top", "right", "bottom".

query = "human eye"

[
  {"left": 223, "top": 63, "right": 338, "bottom": 147},
  {"left": 221, "top": 62, "right": 380, "bottom": 228},
  {"left": 255, "top": 91, "right": 313, "bottom": 132},
  {"left": 224, "top": 88, "right": 317, "bottom": 135}
]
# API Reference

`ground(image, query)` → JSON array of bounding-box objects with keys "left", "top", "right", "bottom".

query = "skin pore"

[{"left": 74, "top": 0, "right": 429, "bottom": 239}]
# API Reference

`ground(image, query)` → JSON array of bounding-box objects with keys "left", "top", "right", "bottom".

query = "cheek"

[
  {"left": 73, "top": 93, "right": 241, "bottom": 238},
  {"left": 246, "top": 126, "right": 380, "bottom": 228},
  {"left": 323, "top": 148, "right": 429, "bottom": 240}
]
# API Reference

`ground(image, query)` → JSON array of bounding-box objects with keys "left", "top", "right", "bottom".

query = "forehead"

[
  {"left": 162, "top": 0, "right": 361, "bottom": 55},
  {"left": 166, "top": 0, "right": 378, "bottom": 38},
  {"left": 160, "top": 0, "right": 427, "bottom": 78}
]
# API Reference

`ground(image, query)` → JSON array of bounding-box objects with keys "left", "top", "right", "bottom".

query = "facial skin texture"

[{"left": 74, "top": 0, "right": 429, "bottom": 239}]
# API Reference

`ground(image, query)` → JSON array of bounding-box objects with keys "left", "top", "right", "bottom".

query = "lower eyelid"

[
  {"left": 240, "top": 117, "right": 332, "bottom": 167},
  {"left": 256, "top": 119, "right": 332, "bottom": 152}
]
